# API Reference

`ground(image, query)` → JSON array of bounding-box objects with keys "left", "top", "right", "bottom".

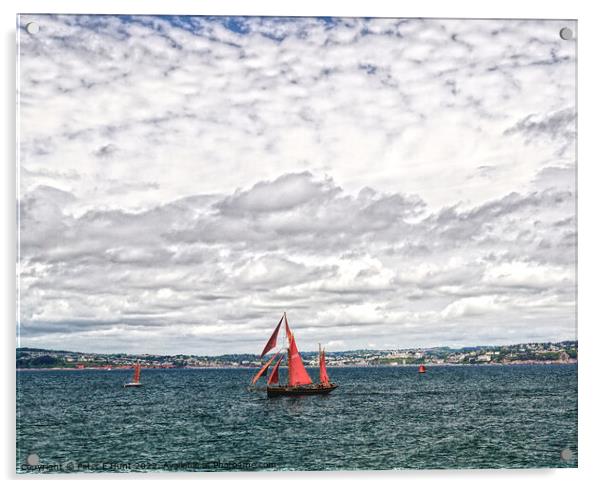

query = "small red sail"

[
  {"left": 267, "top": 355, "right": 283, "bottom": 385},
  {"left": 319, "top": 349, "right": 330, "bottom": 385},
  {"left": 133, "top": 363, "right": 141, "bottom": 383},
  {"left": 288, "top": 334, "right": 313, "bottom": 386},
  {"left": 260, "top": 315, "right": 283, "bottom": 357},
  {"left": 251, "top": 354, "right": 278, "bottom": 385}
]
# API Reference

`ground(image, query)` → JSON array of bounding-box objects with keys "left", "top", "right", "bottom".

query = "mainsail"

[
  {"left": 260, "top": 315, "right": 283, "bottom": 357},
  {"left": 319, "top": 347, "right": 330, "bottom": 385},
  {"left": 287, "top": 333, "right": 313, "bottom": 386},
  {"left": 133, "top": 363, "right": 141, "bottom": 383}
]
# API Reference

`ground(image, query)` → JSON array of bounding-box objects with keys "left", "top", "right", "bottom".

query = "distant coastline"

[
  {"left": 17, "top": 361, "right": 577, "bottom": 372},
  {"left": 16, "top": 340, "right": 577, "bottom": 370}
]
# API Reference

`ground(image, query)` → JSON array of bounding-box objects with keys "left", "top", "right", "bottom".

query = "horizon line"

[{"left": 16, "top": 337, "right": 578, "bottom": 358}]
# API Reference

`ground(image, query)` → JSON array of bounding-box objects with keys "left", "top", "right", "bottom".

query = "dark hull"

[{"left": 267, "top": 383, "right": 338, "bottom": 397}]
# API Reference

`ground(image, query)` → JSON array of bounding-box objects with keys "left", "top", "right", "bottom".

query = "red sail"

[
  {"left": 267, "top": 355, "right": 283, "bottom": 385},
  {"left": 133, "top": 363, "right": 141, "bottom": 383},
  {"left": 284, "top": 313, "right": 293, "bottom": 343},
  {"left": 319, "top": 350, "right": 330, "bottom": 385},
  {"left": 288, "top": 334, "right": 313, "bottom": 386},
  {"left": 260, "top": 315, "right": 283, "bottom": 357},
  {"left": 251, "top": 354, "right": 278, "bottom": 385}
]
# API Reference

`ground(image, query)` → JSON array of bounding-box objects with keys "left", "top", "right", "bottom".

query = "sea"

[{"left": 16, "top": 364, "right": 577, "bottom": 473}]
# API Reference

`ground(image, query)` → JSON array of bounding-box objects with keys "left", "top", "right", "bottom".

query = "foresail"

[
  {"left": 251, "top": 354, "right": 278, "bottom": 385},
  {"left": 267, "top": 355, "right": 283, "bottom": 385}
]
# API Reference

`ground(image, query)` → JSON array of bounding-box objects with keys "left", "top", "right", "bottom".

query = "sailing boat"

[
  {"left": 251, "top": 313, "right": 338, "bottom": 397},
  {"left": 124, "top": 362, "right": 143, "bottom": 387}
]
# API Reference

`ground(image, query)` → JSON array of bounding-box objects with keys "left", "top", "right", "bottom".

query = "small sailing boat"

[
  {"left": 418, "top": 364, "right": 426, "bottom": 374},
  {"left": 124, "top": 362, "right": 143, "bottom": 387},
  {"left": 251, "top": 313, "right": 338, "bottom": 397}
]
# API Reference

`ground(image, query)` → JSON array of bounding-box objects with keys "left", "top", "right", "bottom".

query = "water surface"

[{"left": 16, "top": 364, "right": 577, "bottom": 472}]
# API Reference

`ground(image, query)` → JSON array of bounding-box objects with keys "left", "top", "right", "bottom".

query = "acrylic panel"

[{"left": 16, "top": 15, "right": 577, "bottom": 473}]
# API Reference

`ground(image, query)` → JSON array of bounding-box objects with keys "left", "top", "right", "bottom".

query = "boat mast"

[{"left": 284, "top": 312, "right": 291, "bottom": 386}]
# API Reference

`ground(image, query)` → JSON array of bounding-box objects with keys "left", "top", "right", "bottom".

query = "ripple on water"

[{"left": 16, "top": 365, "right": 577, "bottom": 472}]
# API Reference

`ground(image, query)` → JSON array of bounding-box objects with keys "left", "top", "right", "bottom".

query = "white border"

[{"left": 3, "top": 1, "right": 601, "bottom": 486}]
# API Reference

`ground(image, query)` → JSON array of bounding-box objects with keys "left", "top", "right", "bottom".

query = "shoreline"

[{"left": 16, "top": 360, "right": 577, "bottom": 372}]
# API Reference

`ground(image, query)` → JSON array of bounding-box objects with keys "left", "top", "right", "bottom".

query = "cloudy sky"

[{"left": 17, "top": 15, "right": 576, "bottom": 354}]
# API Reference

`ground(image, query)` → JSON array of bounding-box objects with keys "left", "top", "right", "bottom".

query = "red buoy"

[{"left": 418, "top": 364, "right": 426, "bottom": 373}]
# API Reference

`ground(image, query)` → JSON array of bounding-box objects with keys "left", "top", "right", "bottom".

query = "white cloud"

[
  {"left": 17, "top": 16, "right": 576, "bottom": 354},
  {"left": 442, "top": 295, "right": 504, "bottom": 319},
  {"left": 483, "top": 261, "right": 573, "bottom": 289}
]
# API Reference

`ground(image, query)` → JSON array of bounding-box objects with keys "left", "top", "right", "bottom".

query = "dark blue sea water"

[{"left": 16, "top": 365, "right": 577, "bottom": 473}]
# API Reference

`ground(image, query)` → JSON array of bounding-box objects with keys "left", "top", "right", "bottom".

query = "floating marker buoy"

[{"left": 418, "top": 364, "right": 426, "bottom": 373}]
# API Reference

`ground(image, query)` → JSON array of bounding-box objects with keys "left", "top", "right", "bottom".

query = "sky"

[{"left": 17, "top": 15, "right": 577, "bottom": 355}]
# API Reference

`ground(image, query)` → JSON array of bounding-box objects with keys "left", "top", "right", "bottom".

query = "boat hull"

[
  {"left": 123, "top": 382, "right": 143, "bottom": 388},
  {"left": 267, "top": 383, "right": 338, "bottom": 397}
]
